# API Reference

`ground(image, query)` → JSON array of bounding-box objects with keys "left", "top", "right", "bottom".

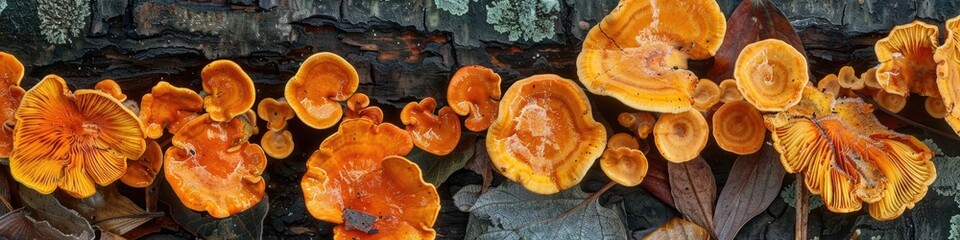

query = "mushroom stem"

[
  {"left": 795, "top": 174, "right": 808, "bottom": 240},
  {"left": 854, "top": 91, "right": 960, "bottom": 141}
]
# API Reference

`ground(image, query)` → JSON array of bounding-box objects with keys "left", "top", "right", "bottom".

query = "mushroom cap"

[
  {"left": 691, "top": 79, "right": 721, "bottom": 111},
  {"left": 328, "top": 156, "right": 440, "bottom": 240},
  {"left": 837, "top": 66, "right": 865, "bottom": 90},
  {"left": 600, "top": 133, "right": 648, "bottom": 187},
  {"left": 164, "top": 113, "right": 266, "bottom": 218},
  {"left": 935, "top": 16, "right": 960, "bottom": 136},
  {"left": 447, "top": 65, "right": 502, "bottom": 132},
  {"left": 653, "top": 109, "right": 709, "bottom": 163},
  {"left": 401, "top": 97, "right": 462, "bottom": 156},
  {"left": 873, "top": 90, "right": 907, "bottom": 113},
  {"left": 926, "top": 97, "right": 947, "bottom": 119},
  {"left": 0, "top": 52, "right": 23, "bottom": 87},
  {"left": 261, "top": 129, "right": 294, "bottom": 159},
  {"left": 735, "top": 39, "right": 809, "bottom": 111},
  {"left": 201, "top": 60, "right": 257, "bottom": 122},
  {"left": 285, "top": 52, "right": 359, "bottom": 129},
  {"left": 0, "top": 85, "right": 24, "bottom": 158},
  {"left": 862, "top": 67, "right": 881, "bottom": 89},
  {"left": 876, "top": 21, "right": 940, "bottom": 97},
  {"left": 256, "top": 98, "right": 295, "bottom": 132},
  {"left": 577, "top": 0, "right": 725, "bottom": 113},
  {"left": 11, "top": 75, "right": 146, "bottom": 198},
  {"left": 301, "top": 118, "right": 414, "bottom": 223},
  {"left": 607, "top": 132, "right": 640, "bottom": 150},
  {"left": 344, "top": 93, "right": 384, "bottom": 124},
  {"left": 718, "top": 79, "right": 743, "bottom": 103},
  {"left": 712, "top": 100, "right": 765, "bottom": 155},
  {"left": 94, "top": 79, "right": 127, "bottom": 102},
  {"left": 617, "top": 112, "right": 656, "bottom": 139},
  {"left": 817, "top": 74, "right": 841, "bottom": 99},
  {"left": 486, "top": 74, "right": 607, "bottom": 195},
  {"left": 120, "top": 139, "right": 163, "bottom": 188},
  {"left": 140, "top": 81, "right": 204, "bottom": 139}
]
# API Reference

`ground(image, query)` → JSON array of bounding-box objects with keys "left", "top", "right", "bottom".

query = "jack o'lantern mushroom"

[
  {"left": 618, "top": 112, "right": 656, "bottom": 139},
  {"left": 935, "top": 16, "right": 960, "bottom": 136},
  {"left": 653, "top": 109, "right": 709, "bottom": 163},
  {"left": 926, "top": 97, "right": 947, "bottom": 119},
  {"left": 140, "top": 81, "right": 203, "bottom": 139},
  {"left": 261, "top": 130, "right": 294, "bottom": 159},
  {"left": 735, "top": 39, "right": 809, "bottom": 111},
  {"left": 600, "top": 133, "right": 648, "bottom": 187},
  {"left": 257, "top": 98, "right": 295, "bottom": 132},
  {"left": 817, "top": 74, "right": 841, "bottom": 98},
  {"left": 712, "top": 100, "right": 765, "bottom": 155},
  {"left": 691, "top": 80, "right": 721, "bottom": 111},
  {"left": 876, "top": 21, "right": 940, "bottom": 97},
  {"left": 164, "top": 113, "right": 265, "bottom": 218},
  {"left": 11, "top": 75, "right": 146, "bottom": 198},
  {"left": 0, "top": 52, "right": 25, "bottom": 158},
  {"left": 401, "top": 97, "right": 462, "bottom": 156},
  {"left": 577, "top": 0, "right": 726, "bottom": 113},
  {"left": 874, "top": 90, "right": 907, "bottom": 113},
  {"left": 486, "top": 74, "right": 607, "bottom": 195},
  {"left": 94, "top": 79, "right": 127, "bottom": 101},
  {"left": 201, "top": 60, "right": 257, "bottom": 122},
  {"left": 286, "top": 52, "right": 359, "bottom": 129},
  {"left": 120, "top": 139, "right": 163, "bottom": 188},
  {"left": 719, "top": 79, "right": 743, "bottom": 103},
  {"left": 837, "top": 66, "right": 865, "bottom": 90},
  {"left": 344, "top": 93, "right": 384, "bottom": 124},
  {"left": 447, "top": 65, "right": 502, "bottom": 132}
]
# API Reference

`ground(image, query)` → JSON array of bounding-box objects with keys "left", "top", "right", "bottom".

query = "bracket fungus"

[
  {"left": 140, "top": 81, "right": 204, "bottom": 139},
  {"left": 876, "top": 21, "right": 939, "bottom": 97},
  {"left": 600, "top": 133, "right": 648, "bottom": 187},
  {"left": 201, "top": 60, "right": 257, "bottom": 122},
  {"left": 120, "top": 139, "right": 162, "bottom": 188},
  {"left": 286, "top": 52, "right": 359, "bottom": 129},
  {"left": 11, "top": 75, "right": 146, "bottom": 198},
  {"left": 765, "top": 89, "right": 936, "bottom": 220},
  {"left": 257, "top": 98, "right": 295, "bottom": 132},
  {"left": 261, "top": 130, "right": 294, "bottom": 159},
  {"left": 576, "top": 0, "right": 726, "bottom": 113},
  {"left": 0, "top": 52, "right": 24, "bottom": 158},
  {"left": 618, "top": 111, "right": 656, "bottom": 139},
  {"left": 691, "top": 79, "right": 721, "bottom": 112},
  {"left": 735, "top": 39, "right": 809, "bottom": 111},
  {"left": 712, "top": 100, "right": 765, "bottom": 155},
  {"left": 718, "top": 79, "right": 743, "bottom": 103},
  {"left": 653, "top": 109, "right": 709, "bottom": 163},
  {"left": 401, "top": 97, "right": 462, "bottom": 156},
  {"left": 447, "top": 65, "right": 502, "bottom": 132},
  {"left": 935, "top": 16, "right": 960, "bottom": 136},
  {"left": 486, "top": 74, "right": 606, "bottom": 195}
]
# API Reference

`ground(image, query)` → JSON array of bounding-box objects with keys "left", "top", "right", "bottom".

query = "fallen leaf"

[
  {"left": 57, "top": 186, "right": 153, "bottom": 235},
  {"left": 454, "top": 184, "right": 482, "bottom": 211},
  {"left": 705, "top": 0, "right": 806, "bottom": 81},
  {"left": 668, "top": 156, "right": 716, "bottom": 237},
  {"left": 408, "top": 133, "right": 478, "bottom": 185},
  {"left": 641, "top": 157, "right": 674, "bottom": 208},
  {"left": 466, "top": 182, "right": 628, "bottom": 239},
  {"left": 160, "top": 177, "right": 268, "bottom": 239},
  {"left": 0, "top": 167, "right": 14, "bottom": 216},
  {"left": 712, "top": 144, "right": 785, "bottom": 240},
  {"left": 0, "top": 209, "right": 80, "bottom": 240},
  {"left": 464, "top": 139, "right": 493, "bottom": 193},
  {"left": 19, "top": 187, "right": 95, "bottom": 240},
  {"left": 638, "top": 217, "right": 710, "bottom": 240}
]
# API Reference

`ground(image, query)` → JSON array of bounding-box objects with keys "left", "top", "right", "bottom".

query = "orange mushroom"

[
  {"left": 486, "top": 74, "right": 607, "bottom": 194},
  {"left": 712, "top": 100, "right": 765, "bottom": 155},
  {"left": 0, "top": 52, "right": 25, "bottom": 158},
  {"left": 862, "top": 67, "right": 881, "bottom": 89},
  {"left": 447, "top": 65, "right": 502, "bottom": 132},
  {"left": 735, "top": 39, "right": 809, "bottom": 111},
  {"left": 10, "top": 75, "right": 146, "bottom": 198},
  {"left": 257, "top": 98, "right": 295, "bottom": 132},
  {"left": 653, "top": 109, "right": 709, "bottom": 163},
  {"left": 718, "top": 79, "right": 743, "bottom": 103},
  {"left": 261, "top": 130, "right": 294, "bottom": 159},
  {"left": 164, "top": 113, "right": 265, "bottom": 218},
  {"left": 577, "top": 0, "right": 725, "bottom": 113},
  {"left": 691, "top": 79, "right": 721, "bottom": 111},
  {"left": 837, "top": 66, "right": 864, "bottom": 90},
  {"left": 876, "top": 21, "right": 940, "bottom": 97},
  {"left": 401, "top": 97, "right": 462, "bottom": 156},
  {"left": 94, "top": 79, "right": 126, "bottom": 101},
  {"left": 285, "top": 52, "right": 359, "bottom": 129},
  {"left": 120, "top": 139, "right": 163, "bottom": 188},
  {"left": 600, "top": 133, "right": 648, "bottom": 187},
  {"left": 935, "top": 16, "right": 960, "bottom": 136},
  {"left": 0, "top": 52, "right": 23, "bottom": 87},
  {"left": 201, "top": 60, "right": 257, "bottom": 122},
  {"left": 817, "top": 74, "right": 841, "bottom": 98},
  {"left": 873, "top": 90, "right": 907, "bottom": 113},
  {"left": 617, "top": 112, "right": 656, "bottom": 139},
  {"left": 344, "top": 93, "right": 384, "bottom": 124},
  {"left": 926, "top": 97, "right": 947, "bottom": 119},
  {"left": 140, "top": 81, "right": 203, "bottom": 139}
]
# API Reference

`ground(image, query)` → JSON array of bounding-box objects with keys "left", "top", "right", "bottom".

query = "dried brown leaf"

[
  {"left": 0, "top": 209, "right": 79, "bottom": 240},
  {"left": 712, "top": 144, "right": 785, "bottom": 240},
  {"left": 464, "top": 139, "right": 493, "bottom": 193},
  {"left": 57, "top": 186, "right": 152, "bottom": 235},
  {"left": 640, "top": 218, "right": 710, "bottom": 240},
  {"left": 641, "top": 157, "right": 674, "bottom": 208},
  {"left": 668, "top": 156, "right": 716, "bottom": 237},
  {"left": 705, "top": 0, "right": 806, "bottom": 81}
]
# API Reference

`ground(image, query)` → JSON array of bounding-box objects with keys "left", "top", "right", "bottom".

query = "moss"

[
  {"left": 781, "top": 181, "right": 824, "bottom": 211},
  {"left": 37, "top": 0, "right": 90, "bottom": 44},
  {"left": 436, "top": 0, "right": 473, "bottom": 16},
  {"left": 485, "top": 0, "right": 559, "bottom": 42}
]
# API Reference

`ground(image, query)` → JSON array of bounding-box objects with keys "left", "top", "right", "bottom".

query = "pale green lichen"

[
  {"left": 782, "top": 181, "right": 824, "bottom": 211},
  {"left": 37, "top": 0, "right": 90, "bottom": 44},
  {"left": 951, "top": 215, "right": 960, "bottom": 240},
  {"left": 0, "top": 0, "right": 7, "bottom": 15},
  {"left": 925, "top": 139, "right": 960, "bottom": 240},
  {"left": 485, "top": 0, "right": 559, "bottom": 42},
  {"left": 436, "top": 0, "right": 474, "bottom": 16}
]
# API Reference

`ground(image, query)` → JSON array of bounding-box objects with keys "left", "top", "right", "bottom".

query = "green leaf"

[
  {"left": 159, "top": 177, "right": 268, "bottom": 239},
  {"left": 407, "top": 133, "right": 479, "bottom": 185},
  {"left": 465, "top": 182, "right": 628, "bottom": 240}
]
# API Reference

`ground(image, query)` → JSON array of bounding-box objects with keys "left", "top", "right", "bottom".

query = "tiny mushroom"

[
  {"left": 401, "top": 97, "right": 462, "bottom": 156},
  {"left": 11, "top": 75, "right": 146, "bottom": 198},
  {"left": 120, "top": 139, "right": 163, "bottom": 188},
  {"left": 94, "top": 79, "right": 127, "bottom": 101},
  {"left": 862, "top": 67, "right": 881, "bottom": 89},
  {"left": 653, "top": 109, "right": 709, "bottom": 163},
  {"left": 926, "top": 97, "right": 947, "bottom": 119},
  {"left": 261, "top": 130, "right": 294, "bottom": 159},
  {"left": 201, "top": 60, "right": 257, "bottom": 122},
  {"left": 447, "top": 65, "right": 502, "bottom": 132},
  {"left": 285, "top": 52, "right": 359, "bottom": 129},
  {"left": 140, "top": 81, "right": 204, "bottom": 139},
  {"left": 874, "top": 90, "right": 907, "bottom": 113},
  {"left": 257, "top": 98, "right": 295, "bottom": 132},
  {"left": 577, "top": 0, "right": 726, "bottom": 113},
  {"left": 735, "top": 39, "right": 809, "bottom": 111},
  {"left": 712, "top": 100, "right": 765, "bottom": 155},
  {"left": 618, "top": 111, "right": 656, "bottom": 139},
  {"left": 935, "top": 15, "right": 960, "bottom": 136},
  {"left": 486, "top": 74, "right": 607, "bottom": 195},
  {"left": 345, "top": 93, "right": 384, "bottom": 124},
  {"left": 837, "top": 66, "right": 865, "bottom": 90},
  {"left": 0, "top": 52, "right": 25, "bottom": 158},
  {"left": 691, "top": 79, "right": 721, "bottom": 111},
  {"left": 718, "top": 79, "right": 743, "bottom": 103},
  {"left": 600, "top": 133, "right": 648, "bottom": 187},
  {"left": 817, "top": 74, "right": 841, "bottom": 98},
  {"left": 876, "top": 21, "right": 940, "bottom": 97}
]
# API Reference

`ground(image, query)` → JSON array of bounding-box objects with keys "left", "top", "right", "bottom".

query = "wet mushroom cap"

[
  {"left": 257, "top": 98, "right": 295, "bottom": 132},
  {"left": 94, "top": 79, "right": 127, "bottom": 101},
  {"left": 600, "top": 146, "right": 648, "bottom": 187},
  {"left": 735, "top": 39, "right": 809, "bottom": 111},
  {"left": 261, "top": 130, "right": 294, "bottom": 159},
  {"left": 718, "top": 79, "right": 743, "bottom": 103},
  {"left": 0, "top": 52, "right": 23, "bottom": 87},
  {"left": 874, "top": 90, "right": 907, "bottom": 113},
  {"left": 691, "top": 80, "right": 721, "bottom": 111},
  {"left": 817, "top": 74, "right": 841, "bottom": 98},
  {"left": 926, "top": 97, "right": 947, "bottom": 119},
  {"left": 837, "top": 66, "right": 865, "bottom": 90},
  {"left": 617, "top": 112, "right": 656, "bottom": 139},
  {"left": 344, "top": 93, "right": 384, "bottom": 124},
  {"left": 0, "top": 53, "right": 24, "bottom": 158},
  {"left": 201, "top": 60, "right": 257, "bottom": 122},
  {"left": 447, "top": 65, "right": 502, "bottom": 132},
  {"left": 712, "top": 100, "right": 765, "bottom": 155},
  {"left": 653, "top": 109, "right": 709, "bottom": 163},
  {"left": 935, "top": 16, "right": 960, "bottom": 136},
  {"left": 876, "top": 21, "right": 940, "bottom": 97},
  {"left": 285, "top": 52, "right": 360, "bottom": 129},
  {"left": 139, "top": 81, "right": 204, "bottom": 139},
  {"left": 401, "top": 97, "right": 462, "bottom": 156},
  {"left": 486, "top": 74, "right": 607, "bottom": 195},
  {"left": 607, "top": 132, "right": 640, "bottom": 150},
  {"left": 120, "top": 139, "right": 163, "bottom": 188}
]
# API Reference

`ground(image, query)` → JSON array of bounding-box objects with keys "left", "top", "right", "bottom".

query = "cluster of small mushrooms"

[{"left": 0, "top": 0, "right": 957, "bottom": 238}]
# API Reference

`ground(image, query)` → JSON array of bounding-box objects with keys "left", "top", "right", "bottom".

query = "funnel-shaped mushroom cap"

[
  {"left": 936, "top": 16, "right": 960, "bottom": 136},
  {"left": 164, "top": 113, "right": 265, "bottom": 218},
  {"left": 257, "top": 98, "right": 294, "bottom": 132},
  {"left": 140, "top": 81, "right": 203, "bottom": 139},
  {"left": 818, "top": 74, "right": 841, "bottom": 98},
  {"left": 401, "top": 98, "right": 462, "bottom": 156},
  {"left": 344, "top": 93, "right": 384, "bottom": 124},
  {"left": 261, "top": 130, "right": 294, "bottom": 159},
  {"left": 607, "top": 132, "right": 640, "bottom": 150},
  {"left": 712, "top": 100, "right": 765, "bottom": 155},
  {"left": 577, "top": 0, "right": 725, "bottom": 113},
  {"left": 447, "top": 65, "right": 502, "bottom": 132},
  {"left": 735, "top": 39, "right": 809, "bottom": 111},
  {"left": 487, "top": 74, "right": 607, "bottom": 195},
  {"left": 0, "top": 52, "right": 23, "bottom": 87},
  {"left": 876, "top": 21, "right": 940, "bottom": 97},
  {"left": 600, "top": 133, "right": 648, "bottom": 187},
  {"left": 302, "top": 118, "right": 414, "bottom": 222},
  {"left": 94, "top": 79, "right": 126, "bottom": 102},
  {"left": 618, "top": 112, "right": 656, "bottom": 139},
  {"left": 719, "top": 79, "right": 743, "bottom": 103},
  {"left": 286, "top": 52, "right": 359, "bottom": 129},
  {"left": 201, "top": 60, "right": 256, "bottom": 122},
  {"left": 11, "top": 75, "right": 146, "bottom": 198},
  {"left": 654, "top": 109, "right": 709, "bottom": 163},
  {"left": 0, "top": 52, "right": 24, "bottom": 158},
  {"left": 926, "top": 97, "right": 947, "bottom": 119},
  {"left": 837, "top": 66, "right": 865, "bottom": 90},
  {"left": 692, "top": 80, "right": 721, "bottom": 111},
  {"left": 862, "top": 67, "right": 881, "bottom": 89},
  {"left": 765, "top": 99, "right": 935, "bottom": 220},
  {"left": 874, "top": 90, "right": 907, "bottom": 113},
  {"left": 121, "top": 139, "right": 163, "bottom": 188}
]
